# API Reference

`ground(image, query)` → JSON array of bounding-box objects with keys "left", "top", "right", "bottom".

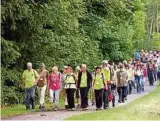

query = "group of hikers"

[{"left": 22, "top": 50, "right": 160, "bottom": 111}]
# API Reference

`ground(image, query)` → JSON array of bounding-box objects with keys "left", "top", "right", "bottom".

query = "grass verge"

[{"left": 67, "top": 85, "right": 160, "bottom": 120}]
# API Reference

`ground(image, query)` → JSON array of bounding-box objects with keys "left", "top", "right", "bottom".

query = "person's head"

[
  {"left": 114, "top": 65, "right": 118, "bottom": 70},
  {"left": 81, "top": 64, "right": 87, "bottom": 72},
  {"left": 75, "top": 66, "right": 81, "bottom": 72},
  {"left": 52, "top": 66, "right": 58, "bottom": 73},
  {"left": 63, "top": 66, "right": 68, "bottom": 73},
  {"left": 96, "top": 66, "right": 102, "bottom": 73},
  {"left": 27, "top": 62, "right": 32, "bottom": 70},
  {"left": 102, "top": 60, "right": 109, "bottom": 67},
  {"left": 119, "top": 64, "right": 124, "bottom": 71},
  {"left": 66, "top": 66, "right": 73, "bottom": 73},
  {"left": 39, "top": 63, "right": 45, "bottom": 70},
  {"left": 125, "top": 64, "right": 129, "bottom": 70},
  {"left": 136, "top": 65, "right": 140, "bottom": 69}
]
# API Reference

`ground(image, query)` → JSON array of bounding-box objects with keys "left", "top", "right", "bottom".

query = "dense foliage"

[{"left": 1, "top": 0, "right": 160, "bottom": 105}]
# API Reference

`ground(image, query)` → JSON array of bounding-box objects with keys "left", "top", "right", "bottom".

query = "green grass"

[
  {"left": 67, "top": 85, "right": 160, "bottom": 120},
  {"left": 1, "top": 94, "right": 65, "bottom": 118}
]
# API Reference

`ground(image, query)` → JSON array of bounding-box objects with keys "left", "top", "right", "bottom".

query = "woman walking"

[
  {"left": 48, "top": 66, "right": 62, "bottom": 111},
  {"left": 93, "top": 66, "right": 106, "bottom": 111},
  {"left": 64, "top": 66, "right": 77, "bottom": 111}
]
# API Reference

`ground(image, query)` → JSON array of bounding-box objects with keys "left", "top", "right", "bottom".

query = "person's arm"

[
  {"left": 47, "top": 74, "right": 50, "bottom": 91},
  {"left": 22, "top": 71, "right": 25, "bottom": 89},
  {"left": 34, "top": 70, "right": 40, "bottom": 85}
]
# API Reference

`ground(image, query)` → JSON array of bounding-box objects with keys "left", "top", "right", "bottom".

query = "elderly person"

[
  {"left": 64, "top": 66, "right": 77, "bottom": 111},
  {"left": 22, "top": 62, "right": 39, "bottom": 110},
  {"left": 101, "top": 60, "right": 110, "bottom": 109},
  {"left": 75, "top": 66, "right": 81, "bottom": 108},
  {"left": 77, "top": 64, "right": 92, "bottom": 110},
  {"left": 37, "top": 63, "right": 49, "bottom": 109},
  {"left": 48, "top": 66, "right": 62, "bottom": 111}
]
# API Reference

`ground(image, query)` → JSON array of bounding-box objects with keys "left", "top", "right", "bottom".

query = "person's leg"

[
  {"left": 84, "top": 87, "right": 89, "bottom": 108},
  {"left": 135, "top": 76, "right": 139, "bottom": 93},
  {"left": 54, "top": 89, "right": 60, "bottom": 109},
  {"left": 80, "top": 88, "right": 85, "bottom": 108},
  {"left": 49, "top": 89, "right": 54, "bottom": 109},
  {"left": 122, "top": 87, "right": 126, "bottom": 103},
  {"left": 66, "top": 89, "right": 71, "bottom": 109},
  {"left": 30, "top": 86, "right": 36, "bottom": 109},
  {"left": 39, "top": 85, "right": 47, "bottom": 108},
  {"left": 103, "top": 89, "right": 108, "bottom": 108},
  {"left": 111, "top": 89, "right": 115, "bottom": 107},
  {"left": 117, "top": 87, "right": 121, "bottom": 102},
  {"left": 94, "top": 90, "right": 99, "bottom": 109},
  {"left": 25, "top": 88, "right": 30, "bottom": 110},
  {"left": 70, "top": 89, "right": 75, "bottom": 109},
  {"left": 99, "top": 89, "right": 104, "bottom": 109},
  {"left": 64, "top": 90, "right": 68, "bottom": 109},
  {"left": 129, "top": 80, "right": 132, "bottom": 94},
  {"left": 119, "top": 87, "right": 123, "bottom": 102},
  {"left": 97, "top": 89, "right": 101, "bottom": 109}
]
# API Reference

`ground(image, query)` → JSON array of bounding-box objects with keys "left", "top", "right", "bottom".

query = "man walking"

[
  {"left": 77, "top": 64, "right": 92, "bottom": 110},
  {"left": 22, "top": 62, "right": 39, "bottom": 110},
  {"left": 117, "top": 64, "right": 128, "bottom": 103}
]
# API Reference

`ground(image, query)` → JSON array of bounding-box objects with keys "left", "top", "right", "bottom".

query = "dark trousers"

[
  {"left": 66, "top": 89, "right": 76, "bottom": 109},
  {"left": 94, "top": 89, "right": 104, "bottom": 108},
  {"left": 128, "top": 80, "right": 132, "bottom": 94},
  {"left": 80, "top": 87, "right": 89, "bottom": 108},
  {"left": 103, "top": 88, "right": 110, "bottom": 108},
  {"left": 117, "top": 86, "right": 126, "bottom": 102},
  {"left": 25, "top": 86, "right": 36, "bottom": 108}
]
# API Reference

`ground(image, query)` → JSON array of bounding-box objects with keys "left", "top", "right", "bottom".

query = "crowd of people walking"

[{"left": 22, "top": 50, "right": 160, "bottom": 111}]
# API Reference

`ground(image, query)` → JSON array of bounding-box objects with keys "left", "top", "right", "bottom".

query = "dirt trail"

[{"left": 2, "top": 81, "right": 157, "bottom": 120}]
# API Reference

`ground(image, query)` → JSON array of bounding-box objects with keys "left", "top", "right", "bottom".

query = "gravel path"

[{"left": 2, "top": 81, "right": 157, "bottom": 120}]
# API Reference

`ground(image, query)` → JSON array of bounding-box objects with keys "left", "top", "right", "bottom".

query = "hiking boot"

[
  {"left": 71, "top": 108, "right": 76, "bottom": 111},
  {"left": 112, "top": 104, "right": 115, "bottom": 107},
  {"left": 118, "top": 100, "right": 122, "bottom": 103},
  {"left": 68, "top": 109, "right": 72, "bottom": 111}
]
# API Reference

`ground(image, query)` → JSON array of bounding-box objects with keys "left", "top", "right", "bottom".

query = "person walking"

[
  {"left": 64, "top": 66, "right": 77, "bottom": 111},
  {"left": 22, "top": 62, "right": 39, "bottom": 110},
  {"left": 77, "top": 64, "right": 92, "bottom": 110},
  {"left": 126, "top": 65, "right": 134, "bottom": 94},
  {"left": 117, "top": 64, "right": 128, "bottom": 103},
  {"left": 75, "top": 66, "right": 81, "bottom": 108},
  {"left": 102, "top": 60, "right": 110, "bottom": 109},
  {"left": 147, "top": 62, "right": 155, "bottom": 86},
  {"left": 37, "top": 63, "right": 49, "bottom": 109},
  {"left": 110, "top": 64, "right": 117, "bottom": 107},
  {"left": 48, "top": 66, "right": 62, "bottom": 111},
  {"left": 93, "top": 66, "right": 106, "bottom": 111},
  {"left": 135, "top": 64, "right": 143, "bottom": 93}
]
